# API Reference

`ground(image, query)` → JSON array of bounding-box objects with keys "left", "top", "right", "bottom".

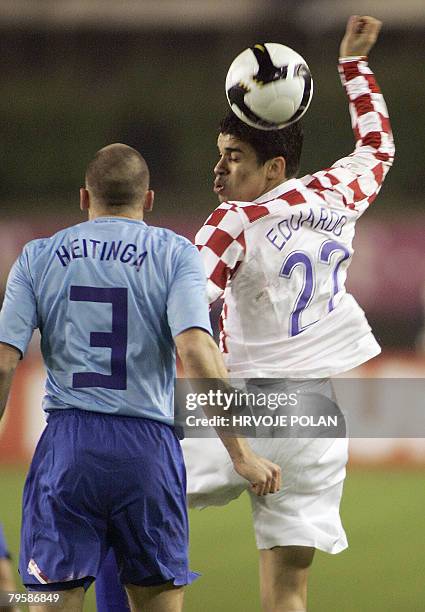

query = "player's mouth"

[{"left": 213, "top": 180, "right": 225, "bottom": 194}]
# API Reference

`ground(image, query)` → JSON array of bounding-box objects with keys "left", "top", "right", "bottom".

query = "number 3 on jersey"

[
  {"left": 70, "top": 286, "right": 128, "bottom": 389},
  {"left": 280, "top": 239, "right": 350, "bottom": 337}
]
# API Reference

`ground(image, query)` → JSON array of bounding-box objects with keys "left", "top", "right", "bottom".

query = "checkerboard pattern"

[{"left": 196, "top": 59, "right": 394, "bottom": 310}]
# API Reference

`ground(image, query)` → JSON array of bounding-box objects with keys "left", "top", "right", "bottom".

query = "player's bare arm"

[
  {"left": 175, "top": 328, "right": 281, "bottom": 496},
  {"left": 0, "top": 343, "right": 21, "bottom": 420},
  {"left": 340, "top": 15, "right": 382, "bottom": 58}
]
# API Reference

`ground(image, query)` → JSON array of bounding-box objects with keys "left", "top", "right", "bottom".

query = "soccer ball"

[{"left": 225, "top": 43, "right": 313, "bottom": 130}]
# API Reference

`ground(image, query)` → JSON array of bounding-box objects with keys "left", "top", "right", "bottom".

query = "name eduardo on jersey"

[{"left": 266, "top": 206, "right": 347, "bottom": 252}]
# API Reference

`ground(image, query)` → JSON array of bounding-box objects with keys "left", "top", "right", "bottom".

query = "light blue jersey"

[{"left": 0, "top": 217, "right": 212, "bottom": 423}]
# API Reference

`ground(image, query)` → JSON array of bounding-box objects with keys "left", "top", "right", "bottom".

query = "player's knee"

[
  {"left": 125, "top": 582, "right": 184, "bottom": 611},
  {"left": 277, "top": 545, "right": 315, "bottom": 571}
]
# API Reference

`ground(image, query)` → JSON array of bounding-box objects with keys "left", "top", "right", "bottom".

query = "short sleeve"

[
  {"left": 167, "top": 242, "right": 212, "bottom": 338},
  {"left": 0, "top": 249, "right": 37, "bottom": 356}
]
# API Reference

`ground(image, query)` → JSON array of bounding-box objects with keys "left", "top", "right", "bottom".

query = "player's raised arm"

[
  {"left": 302, "top": 15, "right": 395, "bottom": 215},
  {"left": 340, "top": 15, "right": 382, "bottom": 58},
  {"left": 175, "top": 329, "right": 281, "bottom": 496}
]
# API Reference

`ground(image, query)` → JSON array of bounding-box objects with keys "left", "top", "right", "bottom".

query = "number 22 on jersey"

[{"left": 280, "top": 239, "right": 350, "bottom": 337}]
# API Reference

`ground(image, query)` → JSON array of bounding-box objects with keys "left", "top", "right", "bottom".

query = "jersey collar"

[
  {"left": 254, "top": 178, "right": 299, "bottom": 204},
  {"left": 92, "top": 216, "right": 147, "bottom": 227}
]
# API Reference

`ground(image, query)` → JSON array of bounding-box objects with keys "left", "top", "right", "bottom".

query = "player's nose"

[{"left": 214, "top": 157, "right": 228, "bottom": 175}]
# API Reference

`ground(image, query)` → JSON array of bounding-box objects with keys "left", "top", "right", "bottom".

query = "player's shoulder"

[
  {"left": 202, "top": 200, "right": 258, "bottom": 231},
  {"left": 144, "top": 225, "right": 200, "bottom": 280},
  {"left": 229, "top": 199, "right": 276, "bottom": 223},
  {"left": 254, "top": 177, "right": 328, "bottom": 214},
  {"left": 145, "top": 224, "right": 193, "bottom": 251},
  {"left": 199, "top": 197, "right": 289, "bottom": 238},
  {"left": 21, "top": 222, "right": 89, "bottom": 256},
  {"left": 21, "top": 237, "right": 50, "bottom": 258},
  {"left": 208, "top": 179, "right": 311, "bottom": 226}
]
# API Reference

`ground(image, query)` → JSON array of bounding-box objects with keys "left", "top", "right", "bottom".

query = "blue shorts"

[
  {"left": 0, "top": 523, "right": 11, "bottom": 559},
  {"left": 19, "top": 409, "right": 198, "bottom": 590}
]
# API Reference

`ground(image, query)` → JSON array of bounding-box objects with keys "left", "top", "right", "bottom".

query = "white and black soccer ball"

[{"left": 225, "top": 43, "right": 313, "bottom": 130}]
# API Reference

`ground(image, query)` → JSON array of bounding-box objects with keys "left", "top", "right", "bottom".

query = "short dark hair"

[
  {"left": 219, "top": 112, "right": 303, "bottom": 179},
  {"left": 86, "top": 143, "right": 149, "bottom": 207}
]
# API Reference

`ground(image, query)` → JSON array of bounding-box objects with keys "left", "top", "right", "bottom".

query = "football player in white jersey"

[
  {"left": 93, "top": 15, "right": 394, "bottom": 612},
  {"left": 183, "top": 15, "right": 394, "bottom": 612}
]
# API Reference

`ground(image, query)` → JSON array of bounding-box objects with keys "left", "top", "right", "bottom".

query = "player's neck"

[
  {"left": 261, "top": 176, "right": 288, "bottom": 198},
  {"left": 88, "top": 210, "right": 144, "bottom": 222}
]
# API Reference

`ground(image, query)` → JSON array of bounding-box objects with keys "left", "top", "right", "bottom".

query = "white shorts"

[{"left": 182, "top": 378, "right": 348, "bottom": 554}]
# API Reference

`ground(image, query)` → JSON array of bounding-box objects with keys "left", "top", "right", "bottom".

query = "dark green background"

[{"left": 0, "top": 26, "right": 422, "bottom": 218}]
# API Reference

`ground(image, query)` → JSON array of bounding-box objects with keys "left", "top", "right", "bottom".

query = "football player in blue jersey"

[{"left": 0, "top": 143, "right": 280, "bottom": 612}]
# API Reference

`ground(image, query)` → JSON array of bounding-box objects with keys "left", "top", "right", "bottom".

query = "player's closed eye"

[{"left": 217, "top": 152, "right": 239, "bottom": 163}]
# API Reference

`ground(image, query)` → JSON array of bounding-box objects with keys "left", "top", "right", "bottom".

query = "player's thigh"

[
  {"left": 109, "top": 420, "right": 198, "bottom": 588},
  {"left": 249, "top": 436, "right": 348, "bottom": 553},
  {"left": 0, "top": 558, "right": 15, "bottom": 591},
  {"left": 182, "top": 437, "right": 247, "bottom": 508},
  {"left": 28, "top": 587, "right": 84, "bottom": 612},
  {"left": 19, "top": 413, "right": 112, "bottom": 587},
  {"left": 260, "top": 546, "right": 315, "bottom": 575},
  {"left": 125, "top": 583, "right": 184, "bottom": 612}
]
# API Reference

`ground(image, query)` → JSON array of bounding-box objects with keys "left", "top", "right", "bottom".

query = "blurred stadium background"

[{"left": 0, "top": 1, "right": 424, "bottom": 610}]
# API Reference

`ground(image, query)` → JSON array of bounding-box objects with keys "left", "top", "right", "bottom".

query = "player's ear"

[
  {"left": 266, "top": 156, "right": 286, "bottom": 181},
  {"left": 80, "top": 188, "right": 90, "bottom": 212},
  {"left": 144, "top": 189, "right": 154, "bottom": 213}
]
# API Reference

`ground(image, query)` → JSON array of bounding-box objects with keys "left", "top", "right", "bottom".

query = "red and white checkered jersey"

[{"left": 196, "top": 59, "right": 395, "bottom": 378}]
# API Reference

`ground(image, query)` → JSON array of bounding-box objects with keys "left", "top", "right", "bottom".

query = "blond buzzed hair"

[{"left": 85, "top": 143, "right": 150, "bottom": 207}]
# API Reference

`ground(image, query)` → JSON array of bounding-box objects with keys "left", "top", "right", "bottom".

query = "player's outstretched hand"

[
  {"left": 340, "top": 15, "right": 382, "bottom": 58},
  {"left": 233, "top": 452, "right": 281, "bottom": 496}
]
